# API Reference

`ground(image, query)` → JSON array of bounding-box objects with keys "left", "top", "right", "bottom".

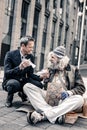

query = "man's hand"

[
  {"left": 39, "top": 69, "right": 50, "bottom": 79},
  {"left": 19, "top": 59, "right": 30, "bottom": 70},
  {"left": 61, "top": 91, "right": 69, "bottom": 100}
]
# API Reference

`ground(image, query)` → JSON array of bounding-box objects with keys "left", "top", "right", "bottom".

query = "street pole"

[{"left": 78, "top": 0, "right": 86, "bottom": 69}]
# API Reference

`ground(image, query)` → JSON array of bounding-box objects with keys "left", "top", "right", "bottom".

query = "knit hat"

[{"left": 53, "top": 46, "right": 66, "bottom": 59}]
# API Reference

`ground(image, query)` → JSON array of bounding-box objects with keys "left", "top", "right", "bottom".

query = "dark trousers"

[
  {"left": 4, "top": 79, "right": 23, "bottom": 95},
  {"left": 4, "top": 78, "right": 43, "bottom": 96}
]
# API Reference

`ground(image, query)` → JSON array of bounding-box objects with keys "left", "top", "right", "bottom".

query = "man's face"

[
  {"left": 21, "top": 41, "right": 34, "bottom": 55},
  {"left": 50, "top": 54, "right": 59, "bottom": 64},
  {"left": 48, "top": 53, "right": 60, "bottom": 69}
]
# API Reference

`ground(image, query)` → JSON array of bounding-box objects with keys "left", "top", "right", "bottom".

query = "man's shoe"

[
  {"left": 27, "top": 111, "right": 45, "bottom": 125},
  {"left": 5, "top": 94, "right": 13, "bottom": 107},
  {"left": 18, "top": 92, "right": 27, "bottom": 102},
  {"left": 56, "top": 115, "right": 65, "bottom": 124},
  {"left": 5, "top": 101, "right": 12, "bottom": 107}
]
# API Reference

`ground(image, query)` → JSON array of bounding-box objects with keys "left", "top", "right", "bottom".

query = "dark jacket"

[
  {"left": 65, "top": 64, "right": 85, "bottom": 95},
  {"left": 2, "top": 49, "right": 42, "bottom": 89}
]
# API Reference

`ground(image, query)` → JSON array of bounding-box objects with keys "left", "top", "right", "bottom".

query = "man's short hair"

[{"left": 20, "top": 36, "right": 35, "bottom": 46}]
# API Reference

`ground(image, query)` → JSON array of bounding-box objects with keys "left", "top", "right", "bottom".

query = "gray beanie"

[{"left": 53, "top": 46, "right": 66, "bottom": 59}]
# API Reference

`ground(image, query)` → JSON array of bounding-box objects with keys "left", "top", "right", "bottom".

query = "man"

[
  {"left": 23, "top": 46, "right": 86, "bottom": 125},
  {"left": 2, "top": 36, "right": 36, "bottom": 107}
]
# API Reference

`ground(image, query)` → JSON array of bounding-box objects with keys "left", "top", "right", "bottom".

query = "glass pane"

[
  {"left": 44, "top": 16, "right": 48, "bottom": 30},
  {"left": 40, "top": 53, "right": 44, "bottom": 70},
  {"left": 21, "top": 22, "right": 26, "bottom": 37},
  {"left": 33, "top": 9, "right": 39, "bottom": 26},
  {"left": 45, "top": 0, "right": 49, "bottom": 9},
  {"left": 21, "top": 0, "right": 29, "bottom": 20},
  {"left": 42, "top": 32, "right": 46, "bottom": 48}
]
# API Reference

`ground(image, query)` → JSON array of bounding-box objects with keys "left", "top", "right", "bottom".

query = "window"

[
  {"left": 60, "top": 0, "right": 63, "bottom": 8},
  {"left": 59, "top": 0, "right": 64, "bottom": 18},
  {"left": 21, "top": 21, "right": 27, "bottom": 37},
  {"left": 40, "top": 53, "right": 44, "bottom": 70},
  {"left": 84, "top": 19, "right": 86, "bottom": 25},
  {"left": 6, "top": 0, "right": 15, "bottom": 38},
  {"left": 36, "top": 0, "right": 40, "bottom": 3},
  {"left": 85, "top": 10, "right": 87, "bottom": 15},
  {"left": 32, "top": 9, "right": 39, "bottom": 57},
  {"left": 53, "top": 0, "right": 57, "bottom": 9},
  {"left": 71, "top": 32, "right": 74, "bottom": 41},
  {"left": 83, "top": 29, "right": 85, "bottom": 35},
  {"left": 45, "top": 0, "right": 49, "bottom": 9},
  {"left": 21, "top": 0, "right": 29, "bottom": 19},
  {"left": 21, "top": 0, "right": 29, "bottom": 37},
  {"left": 58, "top": 26, "right": 62, "bottom": 46},
  {"left": 32, "top": 9, "right": 39, "bottom": 41},
  {"left": 66, "top": 13, "right": 68, "bottom": 24},
  {"left": 72, "top": 19, "right": 75, "bottom": 27},
  {"left": 42, "top": 16, "right": 48, "bottom": 48},
  {"left": 84, "top": 41, "right": 87, "bottom": 60},
  {"left": 53, "top": 0, "right": 57, "bottom": 14},
  {"left": 64, "top": 29, "right": 68, "bottom": 47},
  {"left": 83, "top": 40, "right": 84, "bottom": 46},
  {"left": 44, "top": 16, "right": 48, "bottom": 31},
  {"left": 6, "top": 0, "right": 15, "bottom": 16},
  {"left": 50, "top": 21, "right": 55, "bottom": 50}
]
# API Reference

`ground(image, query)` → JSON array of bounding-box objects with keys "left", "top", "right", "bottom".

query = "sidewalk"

[{"left": 0, "top": 71, "right": 87, "bottom": 130}]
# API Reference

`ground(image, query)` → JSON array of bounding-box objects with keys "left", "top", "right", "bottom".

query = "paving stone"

[
  {"left": 0, "top": 120, "right": 6, "bottom": 126},
  {"left": 21, "top": 125, "right": 44, "bottom": 130},
  {"left": 11, "top": 115, "right": 28, "bottom": 127},
  {"left": 36, "top": 120, "right": 51, "bottom": 129},
  {"left": 70, "top": 126, "right": 87, "bottom": 130},
  {"left": 46, "top": 124, "right": 71, "bottom": 130},
  {"left": 0, "top": 123, "right": 22, "bottom": 130}
]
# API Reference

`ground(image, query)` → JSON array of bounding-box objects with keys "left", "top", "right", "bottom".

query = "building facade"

[
  {"left": 0, "top": 0, "right": 86, "bottom": 71},
  {"left": 77, "top": 0, "right": 87, "bottom": 64}
]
